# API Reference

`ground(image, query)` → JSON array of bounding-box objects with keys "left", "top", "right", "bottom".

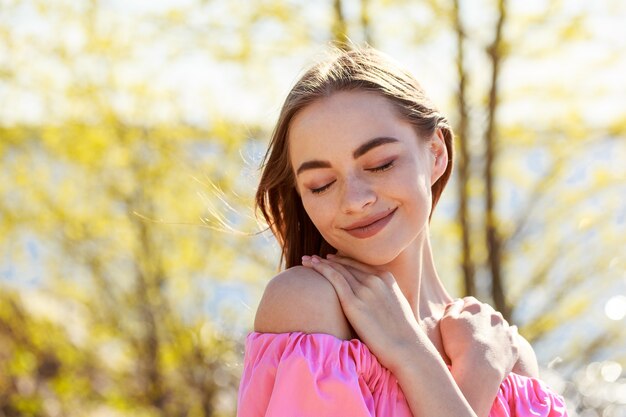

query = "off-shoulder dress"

[{"left": 237, "top": 331, "right": 568, "bottom": 416}]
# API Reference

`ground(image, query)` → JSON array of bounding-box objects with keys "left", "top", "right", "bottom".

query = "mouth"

[{"left": 342, "top": 208, "right": 397, "bottom": 239}]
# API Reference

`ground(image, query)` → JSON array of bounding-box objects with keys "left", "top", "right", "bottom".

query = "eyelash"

[
  {"left": 310, "top": 161, "right": 395, "bottom": 194},
  {"left": 369, "top": 160, "right": 394, "bottom": 173}
]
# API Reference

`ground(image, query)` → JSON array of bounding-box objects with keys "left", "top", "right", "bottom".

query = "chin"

[
  {"left": 333, "top": 227, "right": 424, "bottom": 266},
  {"left": 337, "top": 244, "right": 402, "bottom": 267}
]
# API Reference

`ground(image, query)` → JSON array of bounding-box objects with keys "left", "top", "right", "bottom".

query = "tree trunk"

[
  {"left": 484, "top": 0, "right": 510, "bottom": 320},
  {"left": 452, "top": 0, "right": 475, "bottom": 297},
  {"left": 133, "top": 209, "right": 166, "bottom": 410},
  {"left": 333, "top": 0, "right": 349, "bottom": 49}
]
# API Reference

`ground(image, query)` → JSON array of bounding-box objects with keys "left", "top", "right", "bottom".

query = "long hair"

[{"left": 256, "top": 46, "right": 454, "bottom": 270}]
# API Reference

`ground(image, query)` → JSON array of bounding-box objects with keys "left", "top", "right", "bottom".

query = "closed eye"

[
  {"left": 311, "top": 180, "right": 336, "bottom": 194},
  {"left": 310, "top": 161, "right": 394, "bottom": 195},
  {"left": 368, "top": 160, "right": 394, "bottom": 172}
]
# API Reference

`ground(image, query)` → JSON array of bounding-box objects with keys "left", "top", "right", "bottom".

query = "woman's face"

[{"left": 288, "top": 90, "right": 447, "bottom": 265}]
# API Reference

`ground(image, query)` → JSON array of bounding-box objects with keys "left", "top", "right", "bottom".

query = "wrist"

[
  {"left": 452, "top": 365, "right": 502, "bottom": 417},
  {"left": 386, "top": 328, "right": 441, "bottom": 376},
  {"left": 391, "top": 345, "right": 478, "bottom": 417},
  {"left": 452, "top": 348, "right": 508, "bottom": 381},
  {"left": 451, "top": 361, "right": 503, "bottom": 387}
]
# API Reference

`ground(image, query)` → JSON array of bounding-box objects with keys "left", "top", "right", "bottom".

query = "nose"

[{"left": 340, "top": 174, "right": 377, "bottom": 214}]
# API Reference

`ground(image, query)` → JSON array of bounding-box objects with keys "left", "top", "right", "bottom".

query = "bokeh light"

[{"left": 605, "top": 295, "right": 626, "bottom": 321}]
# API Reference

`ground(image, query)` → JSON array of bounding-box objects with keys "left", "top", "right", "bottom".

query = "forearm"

[
  {"left": 390, "top": 337, "right": 477, "bottom": 417},
  {"left": 453, "top": 364, "right": 502, "bottom": 417},
  {"left": 452, "top": 335, "right": 536, "bottom": 417}
]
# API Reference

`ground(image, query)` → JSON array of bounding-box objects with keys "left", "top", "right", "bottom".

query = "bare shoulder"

[{"left": 253, "top": 265, "right": 355, "bottom": 341}]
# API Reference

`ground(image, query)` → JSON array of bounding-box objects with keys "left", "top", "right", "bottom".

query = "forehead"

[{"left": 288, "top": 90, "right": 414, "bottom": 160}]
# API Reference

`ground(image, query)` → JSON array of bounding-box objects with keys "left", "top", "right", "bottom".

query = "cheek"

[
  {"left": 385, "top": 163, "right": 429, "bottom": 196},
  {"left": 415, "top": 172, "right": 432, "bottom": 197},
  {"left": 410, "top": 174, "right": 433, "bottom": 210},
  {"left": 399, "top": 158, "right": 431, "bottom": 194},
  {"left": 301, "top": 196, "right": 333, "bottom": 232}
]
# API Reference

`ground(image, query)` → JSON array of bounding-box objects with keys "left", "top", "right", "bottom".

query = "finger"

[
  {"left": 462, "top": 296, "right": 480, "bottom": 306},
  {"left": 462, "top": 296, "right": 479, "bottom": 313},
  {"left": 301, "top": 255, "right": 313, "bottom": 266},
  {"left": 490, "top": 311, "right": 504, "bottom": 326},
  {"left": 335, "top": 262, "right": 381, "bottom": 287},
  {"left": 481, "top": 302, "right": 497, "bottom": 315},
  {"left": 343, "top": 265, "right": 391, "bottom": 290},
  {"left": 324, "top": 255, "right": 394, "bottom": 288},
  {"left": 315, "top": 256, "right": 363, "bottom": 291},
  {"left": 444, "top": 298, "right": 462, "bottom": 310},
  {"left": 308, "top": 256, "right": 358, "bottom": 304},
  {"left": 461, "top": 296, "right": 482, "bottom": 315},
  {"left": 325, "top": 253, "right": 379, "bottom": 274},
  {"left": 443, "top": 298, "right": 464, "bottom": 318},
  {"left": 464, "top": 297, "right": 501, "bottom": 317},
  {"left": 339, "top": 262, "right": 392, "bottom": 289}
]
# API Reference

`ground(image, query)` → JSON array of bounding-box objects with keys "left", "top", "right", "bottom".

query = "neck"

[{"left": 378, "top": 224, "right": 453, "bottom": 322}]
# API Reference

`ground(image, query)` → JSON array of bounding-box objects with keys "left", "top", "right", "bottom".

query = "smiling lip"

[{"left": 342, "top": 208, "right": 397, "bottom": 239}]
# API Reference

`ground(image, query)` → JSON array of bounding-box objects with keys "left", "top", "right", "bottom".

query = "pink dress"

[{"left": 237, "top": 331, "right": 568, "bottom": 416}]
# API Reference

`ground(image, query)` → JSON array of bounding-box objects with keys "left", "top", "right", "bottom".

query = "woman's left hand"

[
  {"left": 439, "top": 297, "right": 521, "bottom": 417},
  {"left": 440, "top": 297, "right": 519, "bottom": 380},
  {"left": 301, "top": 254, "right": 424, "bottom": 373}
]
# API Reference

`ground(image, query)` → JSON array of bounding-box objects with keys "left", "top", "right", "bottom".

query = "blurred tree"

[
  {"left": 483, "top": 0, "right": 510, "bottom": 319},
  {"left": 452, "top": 0, "right": 476, "bottom": 297},
  {"left": 333, "top": 0, "right": 350, "bottom": 49},
  {"left": 0, "top": 1, "right": 273, "bottom": 416},
  {"left": 1, "top": 1, "right": 625, "bottom": 417},
  {"left": 439, "top": 1, "right": 626, "bottom": 414}
]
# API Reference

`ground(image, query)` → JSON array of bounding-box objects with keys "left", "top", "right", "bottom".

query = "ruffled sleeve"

[
  {"left": 490, "top": 372, "right": 568, "bottom": 417},
  {"left": 236, "top": 331, "right": 568, "bottom": 417},
  {"left": 236, "top": 331, "right": 411, "bottom": 417}
]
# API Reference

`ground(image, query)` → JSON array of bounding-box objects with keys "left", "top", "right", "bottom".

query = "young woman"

[{"left": 237, "top": 47, "right": 567, "bottom": 417}]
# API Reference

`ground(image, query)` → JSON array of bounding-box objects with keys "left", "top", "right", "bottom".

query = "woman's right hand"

[{"left": 301, "top": 254, "right": 426, "bottom": 374}]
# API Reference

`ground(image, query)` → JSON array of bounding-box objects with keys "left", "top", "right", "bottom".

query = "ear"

[{"left": 429, "top": 128, "right": 448, "bottom": 186}]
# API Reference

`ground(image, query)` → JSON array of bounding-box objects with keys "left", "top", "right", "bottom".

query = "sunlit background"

[{"left": 1, "top": 0, "right": 625, "bottom": 416}]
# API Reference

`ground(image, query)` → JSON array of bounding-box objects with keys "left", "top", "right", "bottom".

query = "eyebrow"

[{"left": 296, "top": 136, "right": 400, "bottom": 176}]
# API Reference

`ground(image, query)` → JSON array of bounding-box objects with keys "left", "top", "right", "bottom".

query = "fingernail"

[
  {"left": 326, "top": 253, "right": 335, "bottom": 258},
  {"left": 311, "top": 257, "right": 320, "bottom": 264},
  {"left": 302, "top": 255, "right": 311, "bottom": 260}
]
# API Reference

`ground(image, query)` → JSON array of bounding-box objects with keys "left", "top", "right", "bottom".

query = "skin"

[
  {"left": 284, "top": 89, "right": 530, "bottom": 417},
  {"left": 289, "top": 89, "right": 446, "bottom": 321}
]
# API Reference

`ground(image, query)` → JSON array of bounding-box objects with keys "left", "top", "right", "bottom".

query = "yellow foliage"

[{"left": 1, "top": 1, "right": 625, "bottom": 416}]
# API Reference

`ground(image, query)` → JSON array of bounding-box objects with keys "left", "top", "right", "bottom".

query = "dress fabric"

[{"left": 237, "top": 331, "right": 568, "bottom": 417}]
